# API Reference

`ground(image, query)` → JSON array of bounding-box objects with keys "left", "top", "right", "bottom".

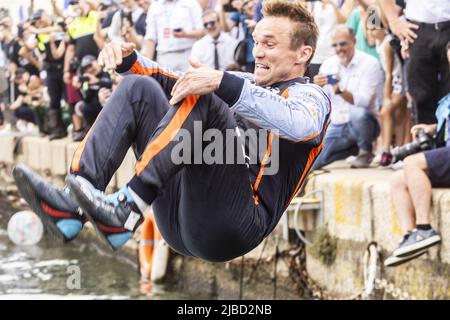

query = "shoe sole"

[
  {"left": 394, "top": 235, "right": 441, "bottom": 257},
  {"left": 13, "top": 165, "right": 66, "bottom": 242},
  {"left": 66, "top": 176, "right": 117, "bottom": 251},
  {"left": 384, "top": 248, "right": 428, "bottom": 267}
]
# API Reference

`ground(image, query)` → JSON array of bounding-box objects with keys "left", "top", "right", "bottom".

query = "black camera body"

[
  {"left": 392, "top": 129, "right": 436, "bottom": 162},
  {"left": 69, "top": 57, "right": 80, "bottom": 73},
  {"left": 80, "top": 74, "right": 113, "bottom": 91}
]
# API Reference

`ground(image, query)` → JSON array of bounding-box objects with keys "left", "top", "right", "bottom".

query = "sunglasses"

[
  {"left": 203, "top": 20, "right": 216, "bottom": 29},
  {"left": 331, "top": 41, "right": 348, "bottom": 48}
]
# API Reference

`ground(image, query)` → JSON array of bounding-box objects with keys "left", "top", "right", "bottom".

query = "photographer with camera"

[
  {"left": 384, "top": 43, "right": 450, "bottom": 267},
  {"left": 73, "top": 54, "right": 112, "bottom": 138},
  {"left": 107, "top": 0, "right": 145, "bottom": 49},
  {"left": 8, "top": 72, "right": 42, "bottom": 134},
  {"left": 19, "top": 9, "right": 67, "bottom": 140},
  {"left": 222, "top": 0, "right": 257, "bottom": 72}
]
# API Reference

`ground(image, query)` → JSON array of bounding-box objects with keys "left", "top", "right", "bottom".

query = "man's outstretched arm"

[{"left": 98, "top": 42, "right": 185, "bottom": 97}]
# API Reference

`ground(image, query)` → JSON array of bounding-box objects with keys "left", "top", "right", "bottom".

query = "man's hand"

[
  {"left": 169, "top": 60, "right": 223, "bottom": 105},
  {"left": 313, "top": 74, "right": 328, "bottom": 87},
  {"left": 245, "top": 19, "right": 257, "bottom": 29},
  {"left": 411, "top": 123, "right": 437, "bottom": 141},
  {"left": 98, "top": 42, "right": 136, "bottom": 69},
  {"left": 390, "top": 19, "right": 418, "bottom": 44},
  {"left": 63, "top": 72, "right": 72, "bottom": 84}
]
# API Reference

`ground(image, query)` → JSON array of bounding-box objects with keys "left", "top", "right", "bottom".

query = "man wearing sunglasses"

[
  {"left": 190, "top": 10, "right": 238, "bottom": 71},
  {"left": 313, "top": 24, "right": 383, "bottom": 169}
]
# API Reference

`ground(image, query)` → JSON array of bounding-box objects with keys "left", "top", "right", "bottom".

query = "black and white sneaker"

[
  {"left": 66, "top": 175, "right": 144, "bottom": 250},
  {"left": 393, "top": 229, "right": 441, "bottom": 258}
]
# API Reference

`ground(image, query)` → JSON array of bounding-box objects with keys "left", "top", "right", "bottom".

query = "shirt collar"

[
  {"left": 344, "top": 50, "right": 361, "bottom": 68},
  {"left": 207, "top": 32, "right": 223, "bottom": 43}
]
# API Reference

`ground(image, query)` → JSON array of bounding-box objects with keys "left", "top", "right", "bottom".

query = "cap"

[
  {"left": 30, "top": 9, "right": 45, "bottom": 23},
  {"left": 80, "top": 55, "right": 97, "bottom": 71}
]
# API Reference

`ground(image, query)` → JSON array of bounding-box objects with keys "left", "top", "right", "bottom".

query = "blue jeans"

[{"left": 314, "top": 107, "right": 380, "bottom": 169}]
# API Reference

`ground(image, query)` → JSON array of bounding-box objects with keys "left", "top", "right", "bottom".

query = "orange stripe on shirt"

[
  {"left": 286, "top": 123, "right": 328, "bottom": 206},
  {"left": 135, "top": 95, "right": 200, "bottom": 175},
  {"left": 253, "top": 132, "right": 273, "bottom": 192},
  {"left": 130, "top": 61, "right": 179, "bottom": 80}
]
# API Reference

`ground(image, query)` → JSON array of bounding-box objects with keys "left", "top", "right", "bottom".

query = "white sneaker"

[{"left": 384, "top": 248, "right": 428, "bottom": 267}]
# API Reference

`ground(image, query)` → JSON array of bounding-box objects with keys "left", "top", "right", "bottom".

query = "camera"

[
  {"left": 392, "top": 129, "right": 436, "bottom": 162},
  {"left": 327, "top": 74, "right": 339, "bottom": 85},
  {"left": 69, "top": 57, "right": 80, "bottom": 73},
  {"left": 223, "top": 0, "right": 237, "bottom": 12},
  {"left": 17, "top": 24, "right": 25, "bottom": 39},
  {"left": 78, "top": 75, "right": 90, "bottom": 84},
  {"left": 57, "top": 19, "right": 67, "bottom": 32}
]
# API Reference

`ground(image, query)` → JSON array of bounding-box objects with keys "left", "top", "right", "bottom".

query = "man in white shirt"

[
  {"left": 144, "top": 0, "right": 205, "bottom": 71},
  {"left": 190, "top": 10, "right": 238, "bottom": 71},
  {"left": 313, "top": 24, "right": 384, "bottom": 169},
  {"left": 107, "top": 0, "right": 145, "bottom": 47},
  {"left": 381, "top": 0, "right": 450, "bottom": 124}
]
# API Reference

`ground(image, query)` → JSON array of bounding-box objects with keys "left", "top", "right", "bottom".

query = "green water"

[{"left": 0, "top": 198, "right": 202, "bottom": 300}]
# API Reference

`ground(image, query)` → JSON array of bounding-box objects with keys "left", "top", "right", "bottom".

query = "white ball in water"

[{"left": 7, "top": 211, "right": 44, "bottom": 246}]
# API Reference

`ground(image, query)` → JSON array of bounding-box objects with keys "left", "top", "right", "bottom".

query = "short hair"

[
  {"left": 262, "top": 0, "right": 318, "bottom": 65},
  {"left": 332, "top": 24, "right": 355, "bottom": 38},
  {"left": 202, "top": 10, "right": 220, "bottom": 21}
]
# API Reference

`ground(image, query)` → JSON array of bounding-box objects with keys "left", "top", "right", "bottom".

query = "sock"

[
  {"left": 128, "top": 186, "right": 151, "bottom": 215},
  {"left": 416, "top": 224, "right": 431, "bottom": 231}
]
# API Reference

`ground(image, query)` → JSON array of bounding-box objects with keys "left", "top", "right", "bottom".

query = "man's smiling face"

[{"left": 252, "top": 16, "right": 304, "bottom": 87}]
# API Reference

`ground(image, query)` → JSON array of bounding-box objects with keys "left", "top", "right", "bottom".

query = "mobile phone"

[
  {"left": 327, "top": 74, "right": 339, "bottom": 85},
  {"left": 173, "top": 28, "right": 182, "bottom": 32}
]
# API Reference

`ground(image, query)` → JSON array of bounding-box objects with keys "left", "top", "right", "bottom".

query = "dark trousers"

[
  {"left": 408, "top": 23, "right": 450, "bottom": 124},
  {"left": 46, "top": 73, "right": 65, "bottom": 110},
  {"left": 70, "top": 76, "right": 267, "bottom": 262}
]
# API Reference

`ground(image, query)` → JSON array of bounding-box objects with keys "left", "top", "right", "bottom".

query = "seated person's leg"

[
  {"left": 384, "top": 149, "right": 445, "bottom": 266},
  {"left": 348, "top": 107, "right": 380, "bottom": 168},
  {"left": 313, "top": 124, "right": 357, "bottom": 169}
]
